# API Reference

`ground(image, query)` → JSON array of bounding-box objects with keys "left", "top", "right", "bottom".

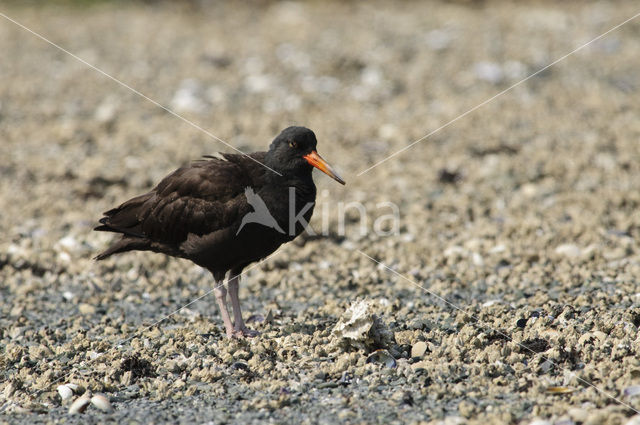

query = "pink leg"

[
  {"left": 214, "top": 285, "right": 234, "bottom": 338},
  {"left": 228, "top": 274, "right": 259, "bottom": 338}
]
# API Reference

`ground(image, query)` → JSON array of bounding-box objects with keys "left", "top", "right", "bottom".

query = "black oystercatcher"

[{"left": 94, "top": 126, "right": 345, "bottom": 338}]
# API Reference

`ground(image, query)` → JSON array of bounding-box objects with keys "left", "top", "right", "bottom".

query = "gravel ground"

[{"left": 2, "top": 1, "right": 640, "bottom": 424}]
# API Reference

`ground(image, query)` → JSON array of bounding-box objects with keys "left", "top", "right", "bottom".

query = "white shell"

[
  {"left": 57, "top": 385, "right": 73, "bottom": 400},
  {"left": 68, "top": 395, "right": 90, "bottom": 414},
  {"left": 90, "top": 394, "right": 114, "bottom": 412}
]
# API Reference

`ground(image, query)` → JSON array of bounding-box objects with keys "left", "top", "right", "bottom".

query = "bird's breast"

[{"left": 258, "top": 183, "right": 316, "bottom": 238}]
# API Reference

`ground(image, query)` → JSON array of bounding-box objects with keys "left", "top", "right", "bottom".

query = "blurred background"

[{"left": 3, "top": 0, "right": 639, "bottom": 256}]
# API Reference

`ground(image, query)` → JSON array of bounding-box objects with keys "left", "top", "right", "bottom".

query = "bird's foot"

[{"left": 228, "top": 326, "right": 260, "bottom": 339}]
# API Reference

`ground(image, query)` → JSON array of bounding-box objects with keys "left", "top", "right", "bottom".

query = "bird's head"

[{"left": 266, "top": 126, "right": 345, "bottom": 185}]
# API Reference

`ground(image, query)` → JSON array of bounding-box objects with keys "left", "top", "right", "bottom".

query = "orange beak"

[{"left": 303, "top": 150, "right": 346, "bottom": 185}]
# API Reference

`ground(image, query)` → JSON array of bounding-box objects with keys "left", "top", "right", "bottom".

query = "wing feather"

[{"left": 97, "top": 158, "right": 254, "bottom": 247}]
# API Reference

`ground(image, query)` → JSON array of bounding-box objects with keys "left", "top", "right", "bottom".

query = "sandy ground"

[{"left": 1, "top": 1, "right": 640, "bottom": 424}]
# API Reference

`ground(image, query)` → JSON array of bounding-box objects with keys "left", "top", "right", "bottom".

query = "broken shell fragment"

[
  {"left": 66, "top": 383, "right": 79, "bottom": 392},
  {"left": 57, "top": 385, "right": 74, "bottom": 401},
  {"left": 366, "top": 349, "right": 397, "bottom": 368},
  {"left": 624, "top": 385, "right": 640, "bottom": 397},
  {"left": 90, "top": 393, "right": 114, "bottom": 412},
  {"left": 68, "top": 395, "right": 91, "bottom": 414},
  {"left": 546, "top": 386, "right": 575, "bottom": 394}
]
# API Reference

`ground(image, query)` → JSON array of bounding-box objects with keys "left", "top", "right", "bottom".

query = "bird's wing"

[{"left": 98, "top": 157, "right": 255, "bottom": 246}]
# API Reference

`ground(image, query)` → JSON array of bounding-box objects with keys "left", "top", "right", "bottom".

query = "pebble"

[
  {"left": 4, "top": 382, "right": 16, "bottom": 398},
  {"left": 56, "top": 235, "right": 80, "bottom": 252},
  {"left": 473, "top": 61, "right": 504, "bottom": 84},
  {"left": 624, "top": 385, "right": 640, "bottom": 397},
  {"left": 424, "top": 29, "right": 452, "bottom": 51},
  {"left": 529, "top": 420, "right": 552, "bottom": 425},
  {"left": 568, "top": 407, "right": 589, "bottom": 423},
  {"left": 626, "top": 415, "right": 640, "bottom": 425},
  {"left": 554, "top": 244, "right": 582, "bottom": 258},
  {"left": 78, "top": 303, "right": 96, "bottom": 315},
  {"left": 410, "top": 341, "right": 427, "bottom": 358},
  {"left": 94, "top": 98, "right": 117, "bottom": 124},
  {"left": 458, "top": 400, "right": 475, "bottom": 418},
  {"left": 170, "top": 79, "right": 206, "bottom": 113}
]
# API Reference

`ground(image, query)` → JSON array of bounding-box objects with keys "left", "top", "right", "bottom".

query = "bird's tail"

[
  {"left": 94, "top": 192, "right": 154, "bottom": 260},
  {"left": 94, "top": 192, "right": 152, "bottom": 237},
  {"left": 94, "top": 237, "right": 150, "bottom": 260}
]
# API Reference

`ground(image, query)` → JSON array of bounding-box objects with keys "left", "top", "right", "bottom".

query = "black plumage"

[{"left": 95, "top": 126, "right": 345, "bottom": 337}]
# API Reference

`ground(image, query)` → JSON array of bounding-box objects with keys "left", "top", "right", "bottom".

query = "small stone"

[
  {"left": 317, "top": 382, "right": 339, "bottom": 389},
  {"left": 624, "top": 385, "right": 640, "bottom": 397},
  {"left": 57, "top": 235, "right": 80, "bottom": 252},
  {"left": 391, "top": 390, "right": 413, "bottom": 405},
  {"left": 78, "top": 303, "right": 96, "bottom": 315},
  {"left": 568, "top": 407, "right": 589, "bottom": 423},
  {"left": 171, "top": 79, "right": 206, "bottom": 113},
  {"left": 539, "top": 359, "right": 554, "bottom": 373},
  {"left": 378, "top": 123, "right": 399, "bottom": 140},
  {"left": 489, "top": 244, "right": 507, "bottom": 254},
  {"left": 94, "top": 99, "right": 117, "bottom": 124},
  {"left": 444, "top": 245, "right": 466, "bottom": 258},
  {"left": 529, "top": 420, "right": 552, "bottom": 425},
  {"left": 411, "top": 360, "right": 429, "bottom": 371},
  {"left": 458, "top": 400, "right": 475, "bottom": 418},
  {"left": 471, "top": 252, "right": 484, "bottom": 267},
  {"left": 4, "top": 382, "right": 16, "bottom": 398},
  {"left": 626, "top": 415, "right": 640, "bottom": 425},
  {"left": 555, "top": 244, "right": 581, "bottom": 258},
  {"left": 592, "top": 331, "right": 607, "bottom": 341},
  {"left": 411, "top": 341, "right": 428, "bottom": 358},
  {"left": 473, "top": 61, "right": 504, "bottom": 84},
  {"left": 424, "top": 29, "right": 451, "bottom": 51}
]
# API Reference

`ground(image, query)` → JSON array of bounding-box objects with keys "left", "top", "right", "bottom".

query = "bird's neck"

[{"left": 266, "top": 170, "right": 316, "bottom": 198}]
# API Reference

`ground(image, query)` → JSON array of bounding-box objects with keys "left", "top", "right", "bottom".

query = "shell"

[
  {"left": 90, "top": 393, "right": 114, "bottom": 412},
  {"left": 366, "top": 349, "right": 396, "bottom": 368},
  {"left": 66, "top": 383, "right": 79, "bottom": 392},
  {"left": 57, "top": 385, "right": 74, "bottom": 401},
  {"left": 68, "top": 395, "right": 91, "bottom": 414},
  {"left": 545, "top": 386, "right": 575, "bottom": 394}
]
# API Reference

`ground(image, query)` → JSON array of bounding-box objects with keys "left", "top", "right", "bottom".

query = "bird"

[
  {"left": 94, "top": 126, "right": 345, "bottom": 338},
  {"left": 236, "top": 187, "right": 285, "bottom": 235}
]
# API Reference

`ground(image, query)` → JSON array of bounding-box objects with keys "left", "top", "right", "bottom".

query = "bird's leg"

[
  {"left": 228, "top": 273, "right": 259, "bottom": 338},
  {"left": 214, "top": 284, "right": 234, "bottom": 338}
]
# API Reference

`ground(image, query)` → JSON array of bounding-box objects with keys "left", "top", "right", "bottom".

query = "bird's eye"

[{"left": 289, "top": 141, "right": 298, "bottom": 148}]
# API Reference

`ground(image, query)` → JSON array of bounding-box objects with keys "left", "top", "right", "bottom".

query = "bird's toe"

[{"left": 231, "top": 327, "right": 260, "bottom": 338}]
